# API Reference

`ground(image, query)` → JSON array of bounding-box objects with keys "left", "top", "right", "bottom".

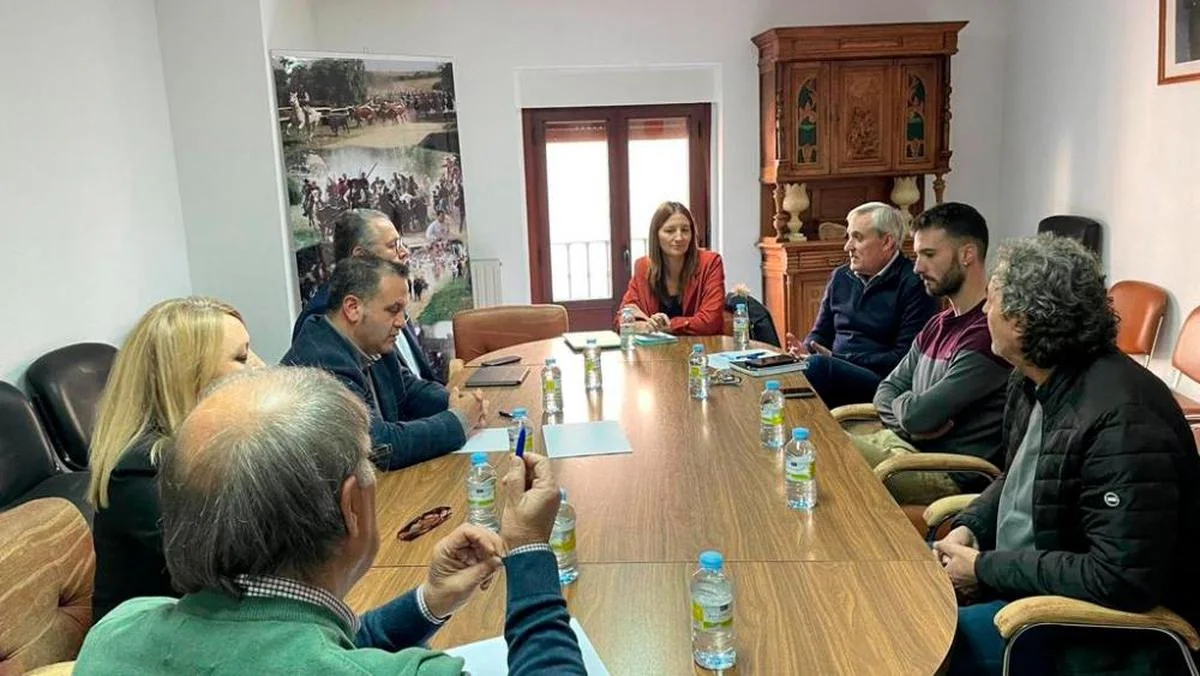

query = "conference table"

[{"left": 346, "top": 336, "right": 957, "bottom": 674}]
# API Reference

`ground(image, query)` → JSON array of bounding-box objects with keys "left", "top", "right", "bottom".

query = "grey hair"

[
  {"left": 332, "top": 208, "right": 392, "bottom": 262},
  {"left": 159, "top": 366, "right": 375, "bottom": 597},
  {"left": 848, "top": 201, "right": 906, "bottom": 243},
  {"left": 991, "top": 234, "right": 1117, "bottom": 369}
]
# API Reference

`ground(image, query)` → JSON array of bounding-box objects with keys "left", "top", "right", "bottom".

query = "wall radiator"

[{"left": 470, "top": 258, "right": 503, "bottom": 308}]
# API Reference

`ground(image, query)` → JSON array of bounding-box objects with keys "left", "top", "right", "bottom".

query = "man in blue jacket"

[
  {"left": 284, "top": 256, "right": 486, "bottom": 470},
  {"left": 786, "top": 202, "right": 939, "bottom": 408},
  {"left": 295, "top": 209, "right": 442, "bottom": 383}
]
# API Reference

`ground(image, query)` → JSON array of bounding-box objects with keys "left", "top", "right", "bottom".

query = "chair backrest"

[
  {"left": 25, "top": 343, "right": 118, "bottom": 469},
  {"left": 451, "top": 305, "right": 569, "bottom": 363},
  {"left": 0, "top": 382, "right": 61, "bottom": 508},
  {"left": 1110, "top": 280, "right": 1168, "bottom": 360},
  {"left": 1172, "top": 306, "right": 1200, "bottom": 385},
  {"left": 0, "top": 498, "right": 95, "bottom": 673},
  {"left": 1037, "top": 215, "right": 1102, "bottom": 257}
]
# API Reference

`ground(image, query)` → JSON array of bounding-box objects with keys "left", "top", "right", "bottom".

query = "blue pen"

[
  {"left": 515, "top": 426, "right": 527, "bottom": 458},
  {"left": 740, "top": 351, "right": 767, "bottom": 359}
]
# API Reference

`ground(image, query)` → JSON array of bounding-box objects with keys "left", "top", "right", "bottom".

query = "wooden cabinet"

[{"left": 753, "top": 22, "right": 965, "bottom": 339}]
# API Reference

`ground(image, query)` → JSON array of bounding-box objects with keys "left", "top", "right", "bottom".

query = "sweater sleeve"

[
  {"left": 842, "top": 277, "right": 937, "bottom": 375},
  {"left": 886, "top": 351, "right": 1012, "bottom": 437},
  {"left": 504, "top": 550, "right": 586, "bottom": 676},
  {"left": 974, "top": 412, "right": 1183, "bottom": 611},
  {"left": 395, "top": 364, "right": 452, "bottom": 420},
  {"left": 804, "top": 270, "right": 838, "bottom": 349},
  {"left": 874, "top": 341, "right": 919, "bottom": 429},
  {"left": 354, "top": 589, "right": 441, "bottom": 651},
  {"left": 668, "top": 255, "right": 727, "bottom": 336}
]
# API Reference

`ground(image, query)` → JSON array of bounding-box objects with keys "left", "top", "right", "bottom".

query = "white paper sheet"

[
  {"left": 541, "top": 421, "right": 632, "bottom": 458},
  {"left": 443, "top": 618, "right": 610, "bottom": 675},
  {"left": 453, "top": 427, "right": 511, "bottom": 454}
]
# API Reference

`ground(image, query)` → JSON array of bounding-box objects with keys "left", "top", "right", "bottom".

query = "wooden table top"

[{"left": 348, "top": 336, "right": 956, "bottom": 675}]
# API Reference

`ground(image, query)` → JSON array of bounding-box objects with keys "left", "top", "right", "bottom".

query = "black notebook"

[{"left": 464, "top": 365, "right": 530, "bottom": 388}]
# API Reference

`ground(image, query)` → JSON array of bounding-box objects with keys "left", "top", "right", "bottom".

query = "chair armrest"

[
  {"left": 994, "top": 596, "right": 1200, "bottom": 651},
  {"left": 448, "top": 358, "right": 464, "bottom": 381},
  {"left": 873, "top": 453, "right": 1003, "bottom": 483},
  {"left": 922, "top": 494, "right": 980, "bottom": 528},
  {"left": 830, "top": 403, "right": 880, "bottom": 423}
]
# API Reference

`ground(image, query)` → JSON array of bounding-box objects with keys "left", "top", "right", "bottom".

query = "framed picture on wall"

[{"left": 1160, "top": 0, "right": 1200, "bottom": 84}]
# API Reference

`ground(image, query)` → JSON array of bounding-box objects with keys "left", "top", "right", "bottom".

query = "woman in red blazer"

[{"left": 615, "top": 201, "right": 726, "bottom": 335}]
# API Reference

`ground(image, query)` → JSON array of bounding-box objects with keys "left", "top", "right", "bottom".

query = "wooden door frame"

[{"left": 522, "top": 103, "right": 713, "bottom": 316}]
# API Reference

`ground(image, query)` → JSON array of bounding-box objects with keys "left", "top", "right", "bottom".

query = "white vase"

[
  {"left": 891, "top": 176, "right": 920, "bottom": 229},
  {"left": 781, "top": 183, "right": 809, "bottom": 241}
]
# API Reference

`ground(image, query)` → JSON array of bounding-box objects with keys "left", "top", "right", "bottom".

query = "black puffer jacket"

[{"left": 955, "top": 348, "right": 1200, "bottom": 626}]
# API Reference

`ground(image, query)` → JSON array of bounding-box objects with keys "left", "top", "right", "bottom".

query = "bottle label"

[
  {"left": 545, "top": 379, "right": 557, "bottom": 393},
  {"left": 689, "top": 365, "right": 703, "bottom": 379},
  {"left": 786, "top": 456, "right": 813, "bottom": 481},
  {"left": 550, "top": 527, "right": 576, "bottom": 556},
  {"left": 585, "top": 360, "right": 598, "bottom": 374},
  {"left": 508, "top": 427, "right": 534, "bottom": 454},
  {"left": 691, "top": 601, "right": 733, "bottom": 630},
  {"left": 467, "top": 483, "right": 494, "bottom": 509},
  {"left": 760, "top": 408, "right": 783, "bottom": 426}
]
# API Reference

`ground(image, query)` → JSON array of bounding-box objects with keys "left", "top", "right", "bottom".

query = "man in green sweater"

[{"left": 75, "top": 366, "right": 586, "bottom": 675}]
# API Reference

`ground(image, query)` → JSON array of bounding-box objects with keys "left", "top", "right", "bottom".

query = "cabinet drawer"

[{"left": 794, "top": 249, "right": 846, "bottom": 272}]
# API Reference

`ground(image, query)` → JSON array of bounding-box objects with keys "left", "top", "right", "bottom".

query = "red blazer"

[{"left": 616, "top": 249, "right": 726, "bottom": 335}]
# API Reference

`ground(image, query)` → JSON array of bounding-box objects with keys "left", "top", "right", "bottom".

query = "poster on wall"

[
  {"left": 271, "top": 51, "right": 472, "bottom": 381},
  {"left": 1160, "top": 0, "right": 1200, "bottom": 84}
]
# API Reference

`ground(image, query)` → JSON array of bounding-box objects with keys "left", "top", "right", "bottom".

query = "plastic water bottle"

[
  {"left": 465, "top": 452, "right": 499, "bottom": 532},
  {"left": 785, "top": 427, "right": 817, "bottom": 510},
  {"left": 733, "top": 303, "right": 750, "bottom": 350},
  {"left": 550, "top": 488, "right": 579, "bottom": 585},
  {"left": 688, "top": 344, "right": 709, "bottom": 400},
  {"left": 691, "top": 550, "right": 736, "bottom": 670},
  {"left": 619, "top": 307, "right": 636, "bottom": 354},
  {"left": 583, "top": 338, "right": 603, "bottom": 391},
  {"left": 542, "top": 358, "right": 563, "bottom": 414},
  {"left": 506, "top": 407, "right": 534, "bottom": 455},
  {"left": 760, "top": 380, "right": 785, "bottom": 451}
]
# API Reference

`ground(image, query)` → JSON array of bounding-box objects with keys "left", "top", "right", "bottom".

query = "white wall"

[
  {"left": 0, "top": 0, "right": 192, "bottom": 384},
  {"left": 1001, "top": 0, "right": 1200, "bottom": 397},
  {"left": 155, "top": 0, "right": 301, "bottom": 364},
  {"left": 310, "top": 0, "right": 1008, "bottom": 305}
]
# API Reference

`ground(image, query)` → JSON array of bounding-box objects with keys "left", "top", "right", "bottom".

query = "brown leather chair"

[
  {"left": 0, "top": 498, "right": 94, "bottom": 674},
  {"left": 830, "top": 404, "right": 1002, "bottom": 540},
  {"left": 451, "top": 305, "right": 569, "bottom": 363},
  {"left": 1109, "top": 280, "right": 1168, "bottom": 366},
  {"left": 1170, "top": 306, "right": 1200, "bottom": 422}
]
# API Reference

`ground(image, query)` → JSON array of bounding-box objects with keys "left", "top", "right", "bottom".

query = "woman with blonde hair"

[
  {"left": 90, "top": 297, "right": 263, "bottom": 621},
  {"left": 615, "top": 201, "right": 726, "bottom": 335}
]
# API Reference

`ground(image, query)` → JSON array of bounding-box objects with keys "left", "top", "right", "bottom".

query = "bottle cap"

[
  {"left": 765, "top": 380, "right": 781, "bottom": 391},
  {"left": 545, "top": 357, "right": 556, "bottom": 366},
  {"left": 692, "top": 344, "right": 703, "bottom": 352},
  {"left": 559, "top": 487, "right": 568, "bottom": 501},
  {"left": 698, "top": 550, "right": 724, "bottom": 570},
  {"left": 737, "top": 303, "right": 747, "bottom": 312},
  {"left": 512, "top": 407, "right": 527, "bottom": 418},
  {"left": 792, "top": 427, "right": 810, "bottom": 441},
  {"left": 470, "top": 452, "right": 487, "bottom": 465},
  {"left": 586, "top": 338, "right": 597, "bottom": 345}
]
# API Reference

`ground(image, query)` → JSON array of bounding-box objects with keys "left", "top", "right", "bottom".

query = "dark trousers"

[{"left": 802, "top": 354, "right": 883, "bottom": 409}]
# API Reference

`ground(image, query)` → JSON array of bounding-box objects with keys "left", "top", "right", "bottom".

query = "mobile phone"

[
  {"left": 781, "top": 386, "right": 816, "bottom": 399},
  {"left": 481, "top": 355, "right": 521, "bottom": 367},
  {"left": 744, "top": 354, "right": 798, "bottom": 369}
]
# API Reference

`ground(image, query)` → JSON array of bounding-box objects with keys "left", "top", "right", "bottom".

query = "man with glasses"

[{"left": 294, "top": 208, "right": 441, "bottom": 383}]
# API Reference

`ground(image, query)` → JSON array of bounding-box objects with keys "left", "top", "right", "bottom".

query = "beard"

[{"left": 923, "top": 262, "right": 965, "bottom": 298}]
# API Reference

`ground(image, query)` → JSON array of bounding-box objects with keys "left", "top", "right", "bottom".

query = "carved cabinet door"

[
  {"left": 830, "top": 60, "right": 893, "bottom": 174},
  {"left": 893, "top": 58, "right": 940, "bottom": 172},
  {"left": 784, "top": 62, "right": 830, "bottom": 177}
]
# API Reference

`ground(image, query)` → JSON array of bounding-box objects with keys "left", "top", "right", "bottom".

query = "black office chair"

[
  {"left": 1038, "top": 215, "right": 1102, "bottom": 258},
  {"left": 25, "top": 342, "right": 117, "bottom": 470},
  {"left": 0, "top": 381, "right": 92, "bottom": 525}
]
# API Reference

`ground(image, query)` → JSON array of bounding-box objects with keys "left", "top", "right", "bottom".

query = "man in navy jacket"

[
  {"left": 786, "top": 202, "right": 939, "bottom": 408},
  {"left": 294, "top": 209, "right": 442, "bottom": 383},
  {"left": 284, "top": 257, "right": 486, "bottom": 470}
]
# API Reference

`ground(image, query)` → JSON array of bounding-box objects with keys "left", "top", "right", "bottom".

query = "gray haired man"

[{"left": 75, "top": 367, "right": 585, "bottom": 675}]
